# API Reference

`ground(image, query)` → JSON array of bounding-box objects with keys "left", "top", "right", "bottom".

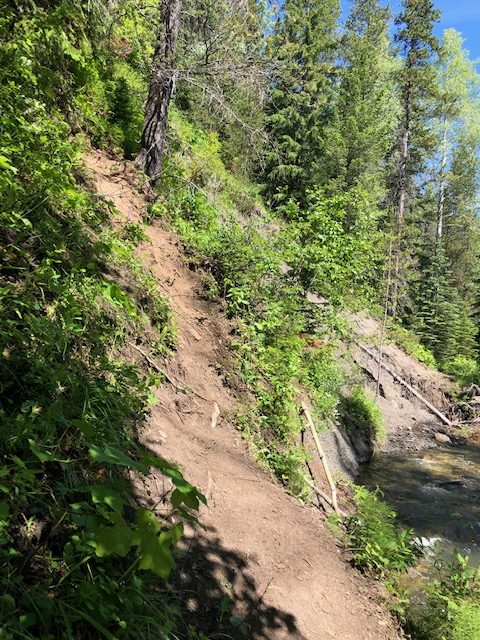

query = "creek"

[{"left": 359, "top": 444, "right": 480, "bottom": 566}]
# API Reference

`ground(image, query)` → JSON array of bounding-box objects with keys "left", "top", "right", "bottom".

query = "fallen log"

[{"left": 358, "top": 343, "right": 452, "bottom": 427}]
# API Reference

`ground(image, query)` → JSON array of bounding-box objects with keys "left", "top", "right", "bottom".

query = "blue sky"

[{"left": 342, "top": 0, "right": 480, "bottom": 60}]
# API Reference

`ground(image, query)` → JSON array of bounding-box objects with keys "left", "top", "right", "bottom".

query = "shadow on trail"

[{"left": 172, "top": 524, "right": 307, "bottom": 640}]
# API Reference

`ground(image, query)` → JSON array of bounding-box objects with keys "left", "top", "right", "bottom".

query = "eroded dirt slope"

[{"left": 84, "top": 150, "right": 402, "bottom": 640}]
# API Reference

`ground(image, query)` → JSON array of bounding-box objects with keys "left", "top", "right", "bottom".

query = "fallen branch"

[
  {"left": 304, "top": 477, "right": 335, "bottom": 514},
  {"left": 301, "top": 402, "right": 343, "bottom": 517},
  {"left": 358, "top": 343, "right": 452, "bottom": 427},
  {"left": 127, "top": 342, "right": 211, "bottom": 402}
]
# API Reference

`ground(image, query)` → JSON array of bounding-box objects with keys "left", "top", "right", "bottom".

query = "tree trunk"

[
  {"left": 436, "top": 119, "right": 448, "bottom": 246},
  {"left": 390, "top": 83, "right": 411, "bottom": 319},
  {"left": 137, "top": 0, "right": 182, "bottom": 182}
]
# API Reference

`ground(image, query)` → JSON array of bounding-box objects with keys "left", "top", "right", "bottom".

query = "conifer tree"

[
  {"left": 433, "top": 29, "right": 479, "bottom": 248},
  {"left": 445, "top": 126, "right": 480, "bottom": 307},
  {"left": 390, "top": 0, "right": 440, "bottom": 317},
  {"left": 414, "top": 246, "right": 477, "bottom": 361},
  {"left": 412, "top": 30, "right": 480, "bottom": 360},
  {"left": 264, "top": 0, "right": 340, "bottom": 203},
  {"left": 324, "top": 0, "right": 399, "bottom": 200}
]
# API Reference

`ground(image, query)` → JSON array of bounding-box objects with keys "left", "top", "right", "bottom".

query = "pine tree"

[
  {"left": 433, "top": 29, "right": 480, "bottom": 248},
  {"left": 263, "top": 0, "right": 340, "bottom": 204},
  {"left": 414, "top": 246, "right": 477, "bottom": 362},
  {"left": 390, "top": 0, "right": 440, "bottom": 317},
  {"left": 445, "top": 126, "right": 480, "bottom": 307},
  {"left": 412, "top": 30, "right": 480, "bottom": 361},
  {"left": 324, "top": 0, "right": 399, "bottom": 200}
]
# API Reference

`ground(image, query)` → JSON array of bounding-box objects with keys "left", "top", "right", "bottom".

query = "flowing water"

[{"left": 359, "top": 444, "right": 480, "bottom": 565}]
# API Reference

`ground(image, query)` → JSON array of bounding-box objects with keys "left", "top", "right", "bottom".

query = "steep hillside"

[{"left": 84, "top": 149, "right": 403, "bottom": 640}]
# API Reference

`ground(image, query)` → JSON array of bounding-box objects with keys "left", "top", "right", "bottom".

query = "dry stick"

[
  {"left": 358, "top": 343, "right": 452, "bottom": 427},
  {"left": 127, "top": 341, "right": 212, "bottom": 402},
  {"left": 304, "top": 477, "right": 335, "bottom": 514},
  {"left": 210, "top": 402, "right": 220, "bottom": 429},
  {"left": 301, "top": 402, "right": 344, "bottom": 517}
]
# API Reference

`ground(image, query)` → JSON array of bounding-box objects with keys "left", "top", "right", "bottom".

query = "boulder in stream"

[{"left": 434, "top": 432, "right": 452, "bottom": 445}]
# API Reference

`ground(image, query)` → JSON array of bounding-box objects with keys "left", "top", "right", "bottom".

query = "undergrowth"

[
  {"left": 0, "top": 4, "right": 206, "bottom": 638},
  {"left": 340, "top": 386, "right": 386, "bottom": 444},
  {"left": 405, "top": 553, "right": 480, "bottom": 640},
  {"left": 346, "top": 487, "right": 420, "bottom": 579},
  {"left": 152, "top": 110, "right": 349, "bottom": 498}
]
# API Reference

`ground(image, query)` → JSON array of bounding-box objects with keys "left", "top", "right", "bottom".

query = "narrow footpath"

[{"left": 85, "top": 150, "right": 402, "bottom": 640}]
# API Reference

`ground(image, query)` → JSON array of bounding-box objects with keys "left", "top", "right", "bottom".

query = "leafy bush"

[
  {"left": 341, "top": 386, "right": 385, "bottom": 443},
  {"left": 442, "top": 356, "right": 479, "bottom": 387},
  {"left": 282, "top": 188, "right": 383, "bottom": 305},
  {"left": 388, "top": 324, "right": 437, "bottom": 369},
  {"left": 407, "top": 553, "right": 480, "bottom": 640},
  {"left": 346, "top": 486, "right": 419, "bottom": 578},
  {"left": 0, "top": 4, "right": 205, "bottom": 637}
]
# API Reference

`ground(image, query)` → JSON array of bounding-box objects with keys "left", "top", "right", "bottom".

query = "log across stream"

[{"left": 359, "top": 444, "right": 480, "bottom": 566}]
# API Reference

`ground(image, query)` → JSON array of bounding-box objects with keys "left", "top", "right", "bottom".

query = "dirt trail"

[{"left": 84, "top": 150, "right": 402, "bottom": 640}]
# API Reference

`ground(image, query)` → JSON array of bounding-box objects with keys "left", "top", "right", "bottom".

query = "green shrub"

[
  {"left": 407, "top": 553, "right": 480, "bottom": 640},
  {"left": 346, "top": 486, "right": 419, "bottom": 578},
  {"left": 282, "top": 188, "right": 383, "bottom": 304},
  {"left": 341, "top": 386, "right": 385, "bottom": 443},
  {"left": 442, "top": 356, "right": 479, "bottom": 387},
  {"left": 0, "top": 5, "right": 203, "bottom": 637},
  {"left": 388, "top": 325, "right": 437, "bottom": 369},
  {"left": 452, "top": 603, "right": 480, "bottom": 640},
  {"left": 105, "top": 60, "right": 146, "bottom": 158}
]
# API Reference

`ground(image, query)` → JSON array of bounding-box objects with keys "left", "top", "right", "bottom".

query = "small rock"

[{"left": 435, "top": 432, "right": 452, "bottom": 445}]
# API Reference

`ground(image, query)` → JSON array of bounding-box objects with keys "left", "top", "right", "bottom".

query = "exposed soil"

[
  {"left": 84, "top": 150, "right": 402, "bottom": 640},
  {"left": 350, "top": 312, "right": 456, "bottom": 453}
]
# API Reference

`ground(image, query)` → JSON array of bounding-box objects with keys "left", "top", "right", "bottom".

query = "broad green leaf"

[
  {"left": 136, "top": 530, "right": 175, "bottom": 579},
  {"left": 94, "top": 514, "right": 133, "bottom": 558},
  {"left": 134, "top": 507, "right": 161, "bottom": 536},
  {"left": 171, "top": 488, "right": 200, "bottom": 510},
  {"left": 87, "top": 485, "right": 124, "bottom": 512},
  {"left": 88, "top": 444, "right": 149, "bottom": 475},
  {"left": 0, "top": 155, "right": 17, "bottom": 173},
  {"left": 72, "top": 419, "right": 94, "bottom": 439}
]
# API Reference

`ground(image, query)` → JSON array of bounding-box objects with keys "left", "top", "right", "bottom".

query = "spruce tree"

[
  {"left": 263, "top": 0, "right": 340, "bottom": 204},
  {"left": 324, "top": 0, "right": 399, "bottom": 200},
  {"left": 413, "top": 30, "right": 480, "bottom": 360},
  {"left": 390, "top": 0, "right": 440, "bottom": 318},
  {"left": 414, "top": 246, "right": 477, "bottom": 362}
]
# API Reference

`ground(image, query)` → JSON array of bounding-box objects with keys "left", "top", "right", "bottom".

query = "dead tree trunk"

[
  {"left": 137, "top": 0, "right": 182, "bottom": 182},
  {"left": 436, "top": 118, "right": 448, "bottom": 247},
  {"left": 390, "top": 82, "right": 411, "bottom": 319}
]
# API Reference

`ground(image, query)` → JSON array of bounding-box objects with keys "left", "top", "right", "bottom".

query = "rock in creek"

[{"left": 435, "top": 432, "right": 452, "bottom": 445}]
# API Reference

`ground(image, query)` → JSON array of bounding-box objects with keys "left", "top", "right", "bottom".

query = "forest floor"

[{"left": 84, "top": 149, "right": 403, "bottom": 640}]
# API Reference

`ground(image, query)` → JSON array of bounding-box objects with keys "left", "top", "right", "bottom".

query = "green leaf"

[
  {"left": 29, "top": 439, "right": 68, "bottom": 463},
  {"left": 136, "top": 530, "right": 175, "bottom": 578},
  {"left": 0, "top": 594, "right": 15, "bottom": 613},
  {"left": 134, "top": 508, "right": 161, "bottom": 535},
  {"left": 94, "top": 514, "right": 133, "bottom": 558},
  {"left": 88, "top": 444, "right": 149, "bottom": 475},
  {"left": 72, "top": 419, "right": 94, "bottom": 439},
  {"left": 0, "top": 155, "right": 17, "bottom": 173},
  {"left": 86, "top": 485, "right": 124, "bottom": 512},
  {"left": 0, "top": 501, "right": 10, "bottom": 524},
  {"left": 171, "top": 488, "right": 200, "bottom": 510}
]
